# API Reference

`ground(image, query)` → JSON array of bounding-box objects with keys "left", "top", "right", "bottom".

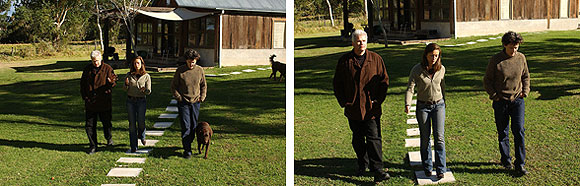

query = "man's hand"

[{"left": 107, "top": 74, "right": 118, "bottom": 83}]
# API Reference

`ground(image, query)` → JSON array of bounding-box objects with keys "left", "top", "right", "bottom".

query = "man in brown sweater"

[
  {"left": 80, "top": 50, "right": 117, "bottom": 154},
  {"left": 333, "top": 30, "right": 390, "bottom": 183},
  {"left": 484, "top": 31, "right": 530, "bottom": 176},
  {"left": 171, "top": 49, "right": 207, "bottom": 159}
]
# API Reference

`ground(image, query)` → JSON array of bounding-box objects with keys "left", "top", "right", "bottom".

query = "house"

[
  {"left": 360, "top": 0, "right": 579, "bottom": 39},
  {"left": 104, "top": 0, "right": 286, "bottom": 67}
]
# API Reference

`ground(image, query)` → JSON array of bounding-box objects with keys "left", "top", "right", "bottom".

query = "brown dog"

[
  {"left": 269, "top": 54, "right": 285, "bottom": 82},
  {"left": 196, "top": 121, "right": 213, "bottom": 159}
]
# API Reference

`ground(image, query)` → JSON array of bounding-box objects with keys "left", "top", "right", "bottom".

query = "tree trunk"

[
  {"left": 370, "top": 0, "right": 388, "bottom": 47},
  {"left": 95, "top": 0, "right": 104, "bottom": 51},
  {"left": 325, "top": 0, "right": 335, "bottom": 26}
]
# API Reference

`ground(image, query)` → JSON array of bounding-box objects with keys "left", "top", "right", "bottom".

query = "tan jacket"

[
  {"left": 405, "top": 64, "right": 446, "bottom": 106},
  {"left": 333, "top": 50, "right": 389, "bottom": 121},
  {"left": 171, "top": 64, "right": 207, "bottom": 103},
  {"left": 123, "top": 73, "right": 151, "bottom": 97},
  {"left": 484, "top": 50, "right": 530, "bottom": 101}
]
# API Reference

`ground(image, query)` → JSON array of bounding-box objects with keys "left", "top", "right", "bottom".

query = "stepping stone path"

[
  {"left": 103, "top": 66, "right": 272, "bottom": 185},
  {"left": 404, "top": 94, "right": 455, "bottom": 184}
]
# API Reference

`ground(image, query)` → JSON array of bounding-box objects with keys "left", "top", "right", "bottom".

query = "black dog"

[{"left": 269, "top": 54, "right": 285, "bottom": 82}]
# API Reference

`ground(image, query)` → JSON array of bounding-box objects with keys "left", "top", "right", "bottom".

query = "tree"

[
  {"left": 325, "top": 0, "right": 335, "bottom": 26},
  {"left": 109, "top": 0, "right": 151, "bottom": 55}
]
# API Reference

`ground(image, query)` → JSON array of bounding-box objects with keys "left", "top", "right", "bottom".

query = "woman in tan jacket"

[{"left": 123, "top": 56, "right": 151, "bottom": 153}]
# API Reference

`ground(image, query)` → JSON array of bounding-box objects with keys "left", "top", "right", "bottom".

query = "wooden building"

[
  {"left": 363, "top": 0, "right": 579, "bottom": 39},
  {"left": 106, "top": 0, "right": 286, "bottom": 67}
]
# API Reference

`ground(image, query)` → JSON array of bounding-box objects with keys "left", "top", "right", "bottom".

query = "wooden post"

[
  {"left": 548, "top": 0, "right": 551, "bottom": 29},
  {"left": 103, "top": 18, "right": 110, "bottom": 63},
  {"left": 343, "top": 0, "right": 349, "bottom": 37},
  {"left": 368, "top": 0, "right": 374, "bottom": 39}
]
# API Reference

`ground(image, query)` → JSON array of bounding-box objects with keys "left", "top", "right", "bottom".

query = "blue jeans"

[
  {"left": 416, "top": 99, "right": 446, "bottom": 174},
  {"left": 493, "top": 97, "right": 526, "bottom": 168},
  {"left": 127, "top": 98, "right": 147, "bottom": 150},
  {"left": 178, "top": 101, "right": 200, "bottom": 155}
]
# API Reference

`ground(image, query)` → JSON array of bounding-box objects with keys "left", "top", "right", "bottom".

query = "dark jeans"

[
  {"left": 416, "top": 100, "right": 446, "bottom": 174},
  {"left": 127, "top": 97, "right": 147, "bottom": 150},
  {"left": 493, "top": 97, "right": 526, "bottom": 168},
  {"left": 85, "top": 109, "right": 112, "bottom": 148},
  {"left": 178, "top": 101, "right": 200, "bottom": 155},
  {"left": 348, "top": 117, "right": 384, "bottom": 172}
]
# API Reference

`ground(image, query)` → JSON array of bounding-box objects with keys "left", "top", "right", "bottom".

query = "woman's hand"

[{"left": 404, "top": 105, "right": 410, "bottom": 114}]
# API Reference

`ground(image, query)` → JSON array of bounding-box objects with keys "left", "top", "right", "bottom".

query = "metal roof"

[{"left": 174, "top": 0, "right": 285, "bottom": 13}]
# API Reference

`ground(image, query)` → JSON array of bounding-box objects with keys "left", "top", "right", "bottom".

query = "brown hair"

[
  {"left": 130, "top": 56, "right": 147, "bottom": 75},
  {"left": 421, "top": 43, "right": 442, "bottom": 73},
  {"left": 501, "top": 31, "right": 523, "bottom": 46}
]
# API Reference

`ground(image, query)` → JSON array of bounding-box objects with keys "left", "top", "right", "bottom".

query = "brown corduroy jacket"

[
  {"left": 333, "top": 50, "right": 390, "bottom": 121},
  {"left": 80, "top": 63, "right": 117, "bottom": 112}
]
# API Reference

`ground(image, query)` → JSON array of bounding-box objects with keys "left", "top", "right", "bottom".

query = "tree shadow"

[
  {"left": 12, "top": 60, "right": 89, "bottom": 73},
  {"left": 147, "top": 146, "right": 183, "bottom": 159},
  {"left": 295, "top": 35, "right": 351, "bottom": 50},
  {"left": 447, "top": 161, "right": 506, "bottom": 175},
  {"left": 0, "top": 138, "right": 127, "bottom": 153}
]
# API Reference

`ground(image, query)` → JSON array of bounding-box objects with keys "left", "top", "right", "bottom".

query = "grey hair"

[
  {"left": 351, "top": 30, "right": 367, "bottom": 42},
  {"left": 90, "top": 50, "right": 102, "bottom": 59}
]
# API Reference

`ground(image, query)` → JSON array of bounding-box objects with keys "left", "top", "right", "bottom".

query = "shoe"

[
  {"left": 130, "top": 148, "right": 137, "bottom": 153},
  {"left": 373, "top": 170, "right": 390, "bottom": 183},
  {"left": 436, "top": 173, "right": 445, "bottom": 179},
  {"left": 107, "top": 139, "right": 114, "bottom": 146},
  {"left": 424, "top": 170, "right": 432, "bottom": 177},
  {"left": 87, "top": 148, "right": 96, "bottom": 154},
  {"left": 503, "top": 163, "right": 513, "bottom": 170},
  {"left": 183, "top": 152, "right": 192, "bottom": 159},
  {"left": 355, "top": 168, "right": 366, "bottom": 176},
  {"left": 140, "top": 138, "right": 146, "bottom": 146},
  {"left": 516, "top": 167, "right": 530, "bottom": 175}
]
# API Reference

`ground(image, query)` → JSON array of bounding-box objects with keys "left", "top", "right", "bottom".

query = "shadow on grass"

[
  {"left": 12, "top": 60, "right": 89, "bottom": 73},
  {"left": 148, "top": 146, "right": 183, "bottom": 159},
  {"left": 0, "top": 138, "right": 127, "bottom": 153},
  {"left": 295, "top": 158, "right": 409, "bottom": 185}
]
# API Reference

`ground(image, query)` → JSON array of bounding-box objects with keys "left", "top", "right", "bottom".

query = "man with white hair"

[
  {"left": 80, "top": 50, "right": 117, "bottom": 154},
  {"left": 333, "top": 30, "right": 390, "bottom": 182}
]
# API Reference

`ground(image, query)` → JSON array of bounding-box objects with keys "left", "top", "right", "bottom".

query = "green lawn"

[
  {"left": 0, "top": 57, "right": 285, "bottom": 185},
  {"left": 294, "top": 30, "right": 580, "bottom": 185}
]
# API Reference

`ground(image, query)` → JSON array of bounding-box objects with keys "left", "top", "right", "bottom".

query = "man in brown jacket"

[
  {"left": 80, "top": 50, "right": 117, "bottom": 154},
  {"left": 333, "top": 30, "right": 390, "bottom": 183},
  {"left": 484, "top": 31, "right": 530, "bottom": 176},
  {"left": 171, "top": 49, "right": 207, "bottom": 159}
]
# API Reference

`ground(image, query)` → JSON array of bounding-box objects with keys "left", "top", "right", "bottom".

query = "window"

[
  {"left": 188, "top": 16, "right": 215, "bottom": 48},
  {"left": 272, "top": 20, "right": 286, "bottom": 49},
  {"left": 136, "top": 22, "right": 153, "bottom": 46},
  {"left": 423, "top": 0, "right": 450, "bottom": 21}
]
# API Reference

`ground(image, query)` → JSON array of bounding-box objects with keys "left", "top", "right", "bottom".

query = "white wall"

[
  {"left": 220, "top": 49, "right": 286, "bottom": 67},
  {"left": 455, "top": 18, "right": 579, "bottom": 37},
  {"left": 421, "top": 22, "right": 451, "bottom": 38}
]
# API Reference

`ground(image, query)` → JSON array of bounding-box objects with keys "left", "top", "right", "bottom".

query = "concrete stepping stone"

[
  {"left": 158, "top": 113, "right": 178, "bottom": 119},
  {"left": 489, "top": 37, "right": 497, "bottom": 40},
  {"left": 443, "top": 45, "right": 456, "bottom": 47},
  {"left": 408, "top": 150, "right": 435, "bottom": 166},
  {"left": 407, "top": 128, "right": 420, "bottom": 136},
  {"left": 106, "top": 168, "right": 142, "bottom": 177},
  {"left": 139, "top": 139, "right": 159, "bottom": 147},
  {"left": 218, "top": 73, "right": 230, "bottom": 76},
  {"left": 153, "top": 122, "right": 172, "bottom": 129},
  {"left": 405, "top": 138, "right": 434, "bottom": 148},
  {"left": 456, "top": 44, "right": 466, "bottom": 46},
  {"left": 411, "top": 100, "right": 417, "bottom": 105},
  {"left": 257, "top": 68, "right": 267, "bottom": 70},
  {"left": 476, "top": 39, "right": 488, "bottom": 42},
  {"left": 266, "top": 67, "right": 272, "bottom": 69},
  {"left": 409, "top": 106, "right": 416, "bottom": 111},
  {"left": 407, "top": 112, "right": 416, "bottom": 116},
  {"left": 242, "top": 69, "right": 256, "bottom": 72},
  {"left": 165, "top": 106, "right": 178, "bottom": 112},
  {"left": 125, "top": 148, "right": 152, "bottom": 155},
  {"left": 116, "top": 157, "right": 146, "bottom": 164},
  {"left": 415, "top": 170, "right": 456, "bottom": 185},
  {"left": 205, "top": 74, "right": 219, "bottom": 77},
  {"left": 101, "top": 184, "right": 136, "bottom": 186},
  {"left": 407, "top": 118, "right": 418, "bottom": 124},
  {"left": 170, "top": 99, "right": 177, "bottom": 105},
  {"left": 230, "top": 72, "right": 242, "bottom": 75},
  {"left": 466, "top": 41, "right": 477, "bottom": 45},
  {"left": 145, "top": 130, "right": 164, "bottom": 136},
  {"left": 496, "top": 36, "right": 502, "bottom": 39}
]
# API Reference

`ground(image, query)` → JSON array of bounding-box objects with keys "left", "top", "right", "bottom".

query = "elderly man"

[
  {"left": 333, "top": 30, "right": 390, "bottom": 182},
  {"left": 484, "top": 31, "right": 530, "bottom": 176},
  {"left": 80, "top": 50, "right": 117, "bottom": 154},
  {"left": 171, "top": 49, "right": 207, "bottom": 159}
]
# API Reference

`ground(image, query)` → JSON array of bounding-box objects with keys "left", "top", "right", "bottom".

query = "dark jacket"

[
  {"left": 333, "top": 50, "right": 389, "bottom": 121},
  {"left": 483, "top": 50, "right": 530, "bottom": 101},
  {"left": 80, "top": 63, "right": 116, "bottom": 111}
]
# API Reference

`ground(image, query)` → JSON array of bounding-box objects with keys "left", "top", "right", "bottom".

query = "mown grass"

[
  {"left": 294, "top": 30, "right": 580, "bottom": 185},
  {"left": 0, "top": 42, "right": 125, "bottom": 61},
  {"left": 295, "top": 16, "right": 367, "bottom": 37},
  {"left": 0, "top": 57, "right": 285, "bottom": 185}
]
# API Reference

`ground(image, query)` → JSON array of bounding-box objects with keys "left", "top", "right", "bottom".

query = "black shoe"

[
  {"left": 355, "top": 168, "right": 366, "bottom": 176},
  {"left": 183, "top": 152, "right": 192, "bottom": 159},
  {"left": 140, "top": 138, "right": 146, "bottom": 146},
  {"left": 373, "top": 170, "right": 390, "bottom": 183},
  {"left": 424, "top": 170, "right": 432, "bottom": 177},
  {"left": 503, "top": 163, "right": 513, "bottom": 170},
  {"left": 516, "top": 167, "right": 529, "bottom": 175},
  {"left": 130, "top": 148, "right": 137, "bottom": 153},
  {"left": 436, "top": 173, "right": 445, "bottom": 179},
  {"left": 107, "top": 139, "right": 114, "bottom": 146},
  {"left": 87, "top": 148, "right": 96, "bottom": 154}
]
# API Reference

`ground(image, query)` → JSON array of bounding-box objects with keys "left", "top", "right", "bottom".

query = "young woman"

[
  {"left": 124, "top": 56, "right": 151, "bottom": 152},
  {"left": 405, "top": 43, "right": 447, "bottom": 179}
]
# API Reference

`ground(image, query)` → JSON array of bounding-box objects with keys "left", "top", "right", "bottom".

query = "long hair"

[
  {"left": 130, "top": 56, "right": 147, "bottom": 75},
  {"left": 421, "top": 43, "right": 442, "bottom": 73}
]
